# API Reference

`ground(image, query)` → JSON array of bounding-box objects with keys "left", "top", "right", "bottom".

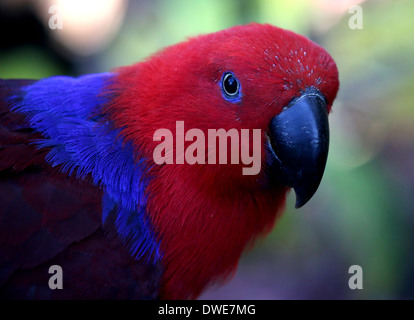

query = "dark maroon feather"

[{"left": 0, "top": 79, "right": 161, "bottom": 299}]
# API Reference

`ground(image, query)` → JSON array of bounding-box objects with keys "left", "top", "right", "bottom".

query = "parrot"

[{"left": 0, "top": 23, "right": 339, "bottom": 300}]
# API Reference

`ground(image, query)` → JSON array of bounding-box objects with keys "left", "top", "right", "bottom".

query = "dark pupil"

[{"left": 224, "top": 75, "right": 238, "bottom": 95}]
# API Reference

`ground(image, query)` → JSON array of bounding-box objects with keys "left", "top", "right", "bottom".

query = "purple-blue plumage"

[{"left": 0, "top": 75, "right": 161, "bottom": 298}]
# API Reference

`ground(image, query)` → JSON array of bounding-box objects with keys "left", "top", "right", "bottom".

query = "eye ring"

[{"left": 221, "top": 72, "right": 241, "bottom": 102}]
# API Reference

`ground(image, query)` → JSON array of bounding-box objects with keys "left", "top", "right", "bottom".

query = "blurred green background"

[{"left": 1, "top": 0, "right": 413, "bottom": 299}]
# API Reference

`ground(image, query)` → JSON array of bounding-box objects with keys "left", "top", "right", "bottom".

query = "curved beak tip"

[
  {"left": 294, "top": 195, "right": 307, "bottom": 209},
  {"left": 295, "top": 202, "right": 304, "bottom": 209},
  {"left": 293, "top": 185, "right": 317, "bottom": 209}
]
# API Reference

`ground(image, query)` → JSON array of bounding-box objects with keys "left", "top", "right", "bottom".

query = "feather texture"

[{"left": 0, "top": 77, "right": 161, "bottom": 298}]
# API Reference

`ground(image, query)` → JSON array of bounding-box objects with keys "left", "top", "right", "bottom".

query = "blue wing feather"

[{"left": 9, "top": 73, "right": 161, "bottom": 264}]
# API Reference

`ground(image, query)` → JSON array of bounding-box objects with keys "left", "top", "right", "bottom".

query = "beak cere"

[{"left": 267, "top": 90, "right": 329, "bottom": 208}]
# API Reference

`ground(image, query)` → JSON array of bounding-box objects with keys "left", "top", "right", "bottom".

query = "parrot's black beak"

[{"left": 267, "top": 89, "right": 329, "bottom": 208}]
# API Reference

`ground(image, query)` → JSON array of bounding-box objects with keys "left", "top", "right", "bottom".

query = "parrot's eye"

[{"left": 221, "top": 72, "right": 241, "bottom": 102}]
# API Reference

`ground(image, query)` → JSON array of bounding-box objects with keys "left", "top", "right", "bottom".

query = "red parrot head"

[{"left": 107, "top": 23, "right": 339, "bottom": 299}]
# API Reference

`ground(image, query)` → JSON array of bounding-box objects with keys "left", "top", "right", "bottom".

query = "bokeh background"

[{"left": 1, "top": 0, "right": 413, "bottom": 299}]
